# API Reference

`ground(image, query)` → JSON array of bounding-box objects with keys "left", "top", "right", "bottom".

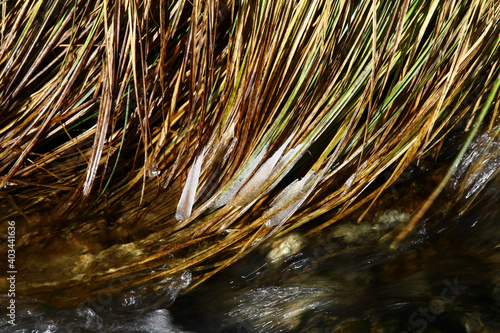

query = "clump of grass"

[{"left": 1, "top": 0, "right": 500, "bottom": 306}]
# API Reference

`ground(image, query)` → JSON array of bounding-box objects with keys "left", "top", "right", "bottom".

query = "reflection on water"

[
  {"left": 0, "top": 271, "right": 193, "bottom": 332},
  {"left": 1, "top": 307, "right": 188, "bottom": 332},
  {"left": 169, "top": 128, "right": 500, "bottom": 332},
  {"left": 3, "top": 130, "right": 500, "bottom": 332},
  {"left": 171, "top": 189, "right": 500, "bottom": 332}
]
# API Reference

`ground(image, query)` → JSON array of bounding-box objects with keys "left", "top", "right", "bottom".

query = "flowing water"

[{"left": 2, "top": 130, "right": 500, "bottom": 332}]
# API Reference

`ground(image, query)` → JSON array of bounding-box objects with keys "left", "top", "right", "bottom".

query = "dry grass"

[{"left": 1, "top": 0, "right": 500, "bottom": 306}]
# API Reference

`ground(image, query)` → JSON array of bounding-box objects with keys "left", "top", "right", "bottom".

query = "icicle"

[
  {"left": 264, "top": 171, "right": 316, "bottom": 227},
  {"left": 232, "top": 135, "right": 294, "bottom": 206},
  {"left": 270, "top": 171, "right": 316, "bottom": 209},
  {"left": 176, "top": 152, "right": 205, "bottom": 221},
  {"left": 209, "top": 143, "right": 269, "bottom": 210},
  {"left": 270, "top": 178, "right": 300, "bottom": 206},
  {"left": 266, "top": 143, "right": 305, "bottom": 193}
]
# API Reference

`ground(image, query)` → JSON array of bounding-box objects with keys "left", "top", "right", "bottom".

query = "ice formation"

[
  {"left": 232, "top": 135, "right": 294, "bottom": 206},
  {"left": 176, "top": 152, "right": 205, "bottom": 221},
  {"left": 209, "top": 142, "right": 270, "bottom": 209},
  {"left": 267, "top": 142, "right": 305, "bottom": 192},
  {"left": 264, "top": 171, "right": 316, "bottom": 227}
]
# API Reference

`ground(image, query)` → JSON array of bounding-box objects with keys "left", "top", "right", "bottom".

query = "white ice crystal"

[
  {"left": 264, "top": 171, "right": 316, "bottom": 227},
  {"left": 267, "top": 142, "right": 305, "bottom": 192},
  {"left": 176, "top": 152, "right": 205, "bottom": 221},
  {"left": 232, "top": 135, "right": 294, "bottom": 206},
  {"left": 209, "top": 142, "right": 270, "bottom": 209}
]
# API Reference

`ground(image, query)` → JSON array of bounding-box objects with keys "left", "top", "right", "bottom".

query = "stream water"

[{"left": 2, "top": 130, "right": 500, "bottom": 332}]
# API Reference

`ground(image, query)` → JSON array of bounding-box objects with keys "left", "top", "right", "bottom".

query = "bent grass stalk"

[{"left": 0, "top": 0, "right": 499, "bottom": 305}]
